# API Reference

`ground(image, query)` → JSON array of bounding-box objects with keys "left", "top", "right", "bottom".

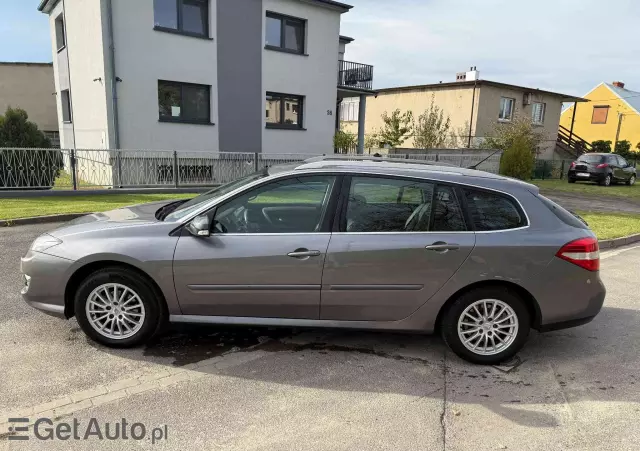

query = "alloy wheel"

[
  {"left": 630, "top": 176, "right": 636, "bottom": 186},
  {"left": 457, "top": 299, "right": 519, "bottom": 356},
  {"left": 85, "top": 283, "right": 146, "bottom": 340}
]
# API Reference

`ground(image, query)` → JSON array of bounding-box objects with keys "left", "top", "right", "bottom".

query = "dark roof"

[
  {"left": 339, "top": 35, "right": 355, "bottom": 43},
  {"left": 376, "top": 79, "right": 589, "bottom": 102},
  {"left": 307, "top": 0, "right": 353, "bottom": 11},
  {"left": 37, "top": 0, "right": 59, "bottom": 12},
  {"left": 0, "top": 61, "right": 53, "bottom": 67}
]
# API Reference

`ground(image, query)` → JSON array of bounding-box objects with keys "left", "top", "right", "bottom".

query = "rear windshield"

[
  {"left": 577, "top": 155, "right": 605, "bottom": 163},
  {"left": 537, "top": 195, "right": 589, "bottom": 229}
]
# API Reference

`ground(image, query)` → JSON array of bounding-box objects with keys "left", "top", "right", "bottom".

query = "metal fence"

[{"left": 0, "top": 148, "right": 505, "bottom": 191}]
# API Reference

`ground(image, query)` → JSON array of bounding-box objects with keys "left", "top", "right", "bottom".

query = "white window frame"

[
  {"left": 498, "top": 97, "right": 515, "bottom": 122},
  {"left": 532, "top": 102, "right": 546, "bottom": 125}
]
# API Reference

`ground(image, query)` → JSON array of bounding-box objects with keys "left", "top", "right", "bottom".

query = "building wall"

[
  {"left": 110, "top": 0, "right": 219, "bottom": 151},
  {"left": 262, "top": 0, "right": 341, "bottom": 155},
  {"left": 560, "top": 83, "right": 640, "bottom": 151},
  {"left": 475, "top": 85, "right": 563, "bottom": 158},
  {"left": 60, "top": 0, "right": 111, "bottom": 149},
  {"left": 0, "top": 63, "right": 58, "bottom": 134},
  {"left": 48, "top": 1, "right": 73, "bottom": 148}
]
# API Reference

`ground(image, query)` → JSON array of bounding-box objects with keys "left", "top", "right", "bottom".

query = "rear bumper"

[
  {"left": 568, "top": 170, "right": 607, "bottom": 182},
  {"left": 538, "top": 315, "right": 597, "bottom": 332}
]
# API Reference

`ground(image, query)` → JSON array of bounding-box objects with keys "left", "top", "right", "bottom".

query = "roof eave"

[
  {"left": 302, "top": 0, "right": 353, "bottom": 13},
  {"left": 38, "top": 0, "right": 60, "bottom": 13}
]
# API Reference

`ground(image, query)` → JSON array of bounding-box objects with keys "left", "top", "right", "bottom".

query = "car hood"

[{"left": 48, "top": 199, "right": 178, "bottom": 238}]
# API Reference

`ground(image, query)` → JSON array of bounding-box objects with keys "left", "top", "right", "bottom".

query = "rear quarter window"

[
  {"left": 463, "top": 189, "right": 526, "bottom": 231},
  {"left": 537, "top": 195, "right": 589, "bottom": 229}
]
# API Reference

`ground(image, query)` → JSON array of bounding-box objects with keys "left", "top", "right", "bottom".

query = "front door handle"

[
  {"left": 287, "top": 249, "right": 321, "bottom": 259},
  {"left": 425, "top": 242, "right": 460, "bottom": 252}
]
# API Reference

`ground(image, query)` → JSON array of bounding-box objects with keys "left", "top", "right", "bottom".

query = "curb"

[
  {"left": 0, "top": 213, "right": 87, "bottom": 227},
  {"left": 598, "top": 233, "right": 640, "bottom": 250}
]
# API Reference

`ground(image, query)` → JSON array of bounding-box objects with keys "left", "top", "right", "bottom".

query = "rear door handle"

[
  {"left": 425, "top": 243, "right": 460, "bottom": 252},
  {"left": 287, "top": 249, "right": 321, "bottom": 258}
]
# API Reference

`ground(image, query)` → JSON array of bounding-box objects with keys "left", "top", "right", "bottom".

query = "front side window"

[
  {"left": 55, "top": 14, "right": 66, "bottom": 51},
  {"left": 158, "top": 80, "right": 210, "bottom": 124},
  {"left": 265, "top": 12, "right": 305, "bottom": 54},
  {"left": 499, "top": 97, "right": 515, "bottom": 121},
  {"left": 266, "top": 92, "right": 303, "bottom": 129},
  {"left": 214, "top": 176, "right": 336, "bottom": 234},
  {"left": 617, "top": 156, "right": 628, "bottom": 167},
  {"left": 61, "top": 89, "right": 72, "bottom": 122},
  {"left": 464, "top": 189, "right": 526, "bottom": 231},
  {"left": 532, "top": 102, "right": 545, "bottom": 124},
  {"left": 154, "top": 0, "right": 209, "bottom": 37}
]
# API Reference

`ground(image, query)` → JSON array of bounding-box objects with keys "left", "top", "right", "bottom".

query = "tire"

[
  {"left": 74, "top": 267, "right": 166, "bottom": 348},
  {"left": 626, "top": 175, "right": 636, "bottom": 186},
  {"left": 440, "top": 286, "right": 530, "bottom": 365},
  {"left": 568, "top": 178, "right": 576, "bottom": 184},
  {"left": 599, "top": 174, "right": 612, "bottom": 187}
]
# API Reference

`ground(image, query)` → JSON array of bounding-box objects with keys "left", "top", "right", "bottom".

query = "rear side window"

[
  {"left": 463, "top": 189, "right": 526, "bottom": 231},
  {"left": 433, "top": 185, "right": 466, "bottom": 231},
  {"left": 537, "top": 195, "right": 589, "bottom": 229}
]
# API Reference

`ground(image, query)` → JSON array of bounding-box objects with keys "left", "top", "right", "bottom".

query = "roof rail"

[{"left": 303, "top": 154, "right": 452, "bottom": 167}]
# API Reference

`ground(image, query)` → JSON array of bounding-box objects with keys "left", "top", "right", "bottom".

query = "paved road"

[{"left": 1, "top": 224, "right": 639, "bottom": 450}]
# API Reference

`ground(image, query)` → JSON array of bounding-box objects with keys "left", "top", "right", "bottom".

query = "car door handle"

[
  {"left": 287, "top": 250, "right": 321, "bottom": 258},
  {"left": 425, "top": 243, "right": 460, "bottom": 252}
]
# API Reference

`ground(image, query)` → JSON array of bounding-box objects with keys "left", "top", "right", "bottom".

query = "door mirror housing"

[{"left": 186, "top": 214, "right": 211, "bottom": 237}]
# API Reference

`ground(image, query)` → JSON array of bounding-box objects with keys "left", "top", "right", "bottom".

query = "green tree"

[
  {"left": 378, "top": 109, "right": 413, "bottom": 148},
  {"left": 0, "top": 107, "right": 51, "bottom": 148},
  {"left": 412, "top": 97, "right": 451, "bottom": 149},
  {"left": 499, "top": 135, "right": 535, "bottom": 180},
  {"left": 483, "top": 115, "right": 545, "bottom": 154},
  {"left": 333, "top": 130, "right": 357, "bottom": 154},
  {"left": 636, "top": 142, "right": 640, "bottom": 151},
  {"left": 614, "top": 140, "right": 632, "bottom": 159},
  {"left": 591, "top": 140, "right": 612, "bottom": 153}
]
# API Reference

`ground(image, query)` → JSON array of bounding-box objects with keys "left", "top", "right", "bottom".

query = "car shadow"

[{"left": 90, "top": 305, "right": 640, "bottom": 428}]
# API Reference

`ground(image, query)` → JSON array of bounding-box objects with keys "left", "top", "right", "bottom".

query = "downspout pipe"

[
  {"left": 106, "top": 0, "right": 120, "bottom": 149},
  {"left": 467, "top": 79, "right": 477, "bottom": 148}
]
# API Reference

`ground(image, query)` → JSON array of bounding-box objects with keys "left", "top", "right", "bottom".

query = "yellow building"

[{"left": 560, "top": 82, "right": 640, "bottom": 152}]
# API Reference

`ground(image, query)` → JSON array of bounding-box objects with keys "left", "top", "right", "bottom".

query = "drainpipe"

[
  {"left": 106, "top": 0, "right": 120, "bottom": 149},
  {"left": 467, "top": 79, "right": 477, "bottom": 148}
]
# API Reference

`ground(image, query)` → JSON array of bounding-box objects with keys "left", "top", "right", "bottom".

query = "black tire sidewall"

[
  {"left": 441, "top": 287, "right": 530, "bottom": 365},
  {"left": 74, "top": 268, "right": 162, "bottom": 348}
]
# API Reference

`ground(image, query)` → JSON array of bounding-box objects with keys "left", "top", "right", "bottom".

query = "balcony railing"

[{"left": 338, "top": 60, "right": 374, "bottom": 91}]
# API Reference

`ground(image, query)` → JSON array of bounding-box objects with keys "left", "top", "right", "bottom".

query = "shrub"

[
  {"left": 499, "top": 135, "right": 534, "bottom": 180},
  {"left": 333, "top": 130, "right": 357, "bottom": 154},
  {"left": 591, "top": 140, "right": 612, "bottom": 153}
]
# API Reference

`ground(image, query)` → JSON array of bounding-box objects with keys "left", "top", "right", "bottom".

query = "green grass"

[
  {"left": 533, "top": 179, "right": 640, "bottom": 200},
  {"left": 52, "top": 170, "right": 101, "bottom": 190},
  {"left": 576, "top": 211, "right": 640, "bottom": 240},
  {"left": 0, "top": 194, "right": 198, "bottom": 221}
]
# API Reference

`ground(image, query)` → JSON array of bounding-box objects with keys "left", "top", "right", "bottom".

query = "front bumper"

[{"left": 21, "top": 250, "right": 74, "bottom": 319}]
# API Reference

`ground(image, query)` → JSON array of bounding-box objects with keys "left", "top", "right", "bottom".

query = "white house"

[{"left": 38, "top": 0, "right": 375, "bottom": 158}]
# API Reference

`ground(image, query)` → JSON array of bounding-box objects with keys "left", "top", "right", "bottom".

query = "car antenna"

[{"left": 466, "top": 149, "right": 502, "bottom": 170}]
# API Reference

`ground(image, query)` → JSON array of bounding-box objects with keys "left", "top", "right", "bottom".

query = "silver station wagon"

[{"left": 21, "top": 156, "right": 606, "bottom": 364}]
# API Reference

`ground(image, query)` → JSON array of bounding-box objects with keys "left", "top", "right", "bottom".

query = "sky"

[{"left": 1, "top": 0, "right": 638, "bottom": 98}]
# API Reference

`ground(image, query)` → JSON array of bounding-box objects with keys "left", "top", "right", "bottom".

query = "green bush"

[
  {"left": 333, "top": 130, "right": 357, "bottom": 154},
  {"left": 499, "top": 135, "right": 534, "bottom": 180},
  {"left": 591, "top": 140, "right": 612, "bottom": 153}
]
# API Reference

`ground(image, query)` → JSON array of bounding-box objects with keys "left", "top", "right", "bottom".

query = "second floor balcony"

[{"left": 338, "top": 60, "right": 374, "bottom": 92}]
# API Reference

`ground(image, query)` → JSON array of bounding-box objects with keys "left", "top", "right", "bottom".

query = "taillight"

[
  {"left": 556, "top": 237, "right": 600, "bottom": 271},
  {"left": 596, "top": 163, "right": 608, "bottom": 168},
  {"left": 570, "top": 161, "right": 576, "bottom": 168}
]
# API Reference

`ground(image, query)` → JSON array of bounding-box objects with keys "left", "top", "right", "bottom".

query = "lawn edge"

[
  {"left": 599, "top": 233, "right": 640, "bottom": 250},
  {"left": 0, "top": 213, "right": 87, "bottom": 227}
]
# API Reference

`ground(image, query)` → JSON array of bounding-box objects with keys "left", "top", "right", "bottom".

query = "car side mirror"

[{"left": 186, "top": 214, "right": 211, "bottom": 237}]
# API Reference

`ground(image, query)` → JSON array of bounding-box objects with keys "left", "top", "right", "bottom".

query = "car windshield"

[
  {"left": 163, "top": 170, "right": 269, "bottom": 221},
  {"left": 578, "top": 155, "right": 605, "bottom": 163}
]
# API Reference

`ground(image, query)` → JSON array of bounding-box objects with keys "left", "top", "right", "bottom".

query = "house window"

[
  {"left": 154, "top": 0, "right": 209, "bottom": 38},
  {"left": 60, "top": 90, "right": 72, "bottom": 123},
  {"left": 265, "top": 12, "right": 305, "bottom": 54},
  {"left": 532, "top": 102, "right": 546, "bottom": 125},
  {"left": 499, "top": 97, "right": 515, "bottom": 121},
  {"left": 158, "top": 80, "right": 211, "bottom": 124},
  {"left": 592, "top": 106, "right": 609, "bottom": 124},
  {"left": 55, "top": 14, "right": 66, "bottom": 51},
  {"left": 266, "top": 92, "right": 304, "bottom": 129}
]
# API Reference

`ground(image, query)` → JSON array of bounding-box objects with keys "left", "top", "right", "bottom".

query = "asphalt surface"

[{"left": 1, "top": 223, "right": 639, "bottom": 450}]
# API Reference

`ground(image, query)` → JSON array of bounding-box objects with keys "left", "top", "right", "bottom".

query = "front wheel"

[
  {"left": 440, "top": 287, "right": 530, "bottom": 364},
  {"left": 627, "top": 175, "right": 636, "bottom": 186},
  {"left": 74, "top": 267, "right": 166, "bottom": 348}
]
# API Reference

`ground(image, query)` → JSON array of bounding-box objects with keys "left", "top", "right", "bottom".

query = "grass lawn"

[
  {"left": 0, "top": 194, "right": 198, "bottom": 221},
  {"left": 533, "top": 179, "right": 640, "bottom": 200},
  {"left": 576, "top": 211, "right": 640, "bottom": 240}
]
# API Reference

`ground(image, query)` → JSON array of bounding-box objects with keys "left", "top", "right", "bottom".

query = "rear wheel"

[
  {"left": 599, "top": 174, "right": 612, "bottom": 186},
  {"left": 74, "top": 267, "right": 166, "bottom": 347},
  {"left": 441, "top": 287, "right": 530, "bottom": 364},
  {"left": 568, "top": 178, "right": 576, "bottom": 184},
  {"left": 627, "top": 175, "right": 636, "bottom": 186}
]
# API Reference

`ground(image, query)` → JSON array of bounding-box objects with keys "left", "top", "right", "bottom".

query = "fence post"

[
  {"left": 560, "top": 160, "right": 565, "bottom": 180},
  {"left": 116, "top": 150, "right": 123, "bottom": 188},
  {"left": 70, "top": 148, "right": 78, "bottom": 191},
  {"left": 435, "top": 153, "right": 439, "bottom": 162},
  {"left": 405, "top": 154, "right": 409, "bottom": 159},
  {"left": 542, "top": 160, "right": 547, "bottom": 180},
  {"left": 173, "top": 150, "right": 179, "bottom": 188},
  {"left": 254, "top": 152, "right": 259, "bottom": 172}
]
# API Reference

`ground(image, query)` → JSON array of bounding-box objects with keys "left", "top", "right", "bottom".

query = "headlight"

[{"left": 31, "top": 234, "right": 62, "bottom": 252}]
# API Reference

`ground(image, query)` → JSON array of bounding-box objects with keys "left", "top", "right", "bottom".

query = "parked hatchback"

[
  {"left": 568, "top": 153, "right": 636, "bottom": 186},
  {"left": 21, "top": 157, "right": 606, "bottom": 364}
]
